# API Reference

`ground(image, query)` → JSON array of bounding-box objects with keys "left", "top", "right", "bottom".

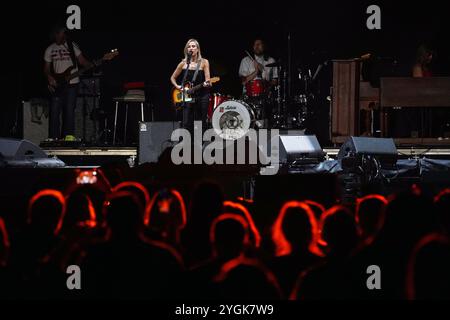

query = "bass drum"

[{"left": 212, "top": 100, "right": 256, "bottom": 140}]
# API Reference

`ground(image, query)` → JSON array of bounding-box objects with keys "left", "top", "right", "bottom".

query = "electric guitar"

[
  {"left": 48, "top": 49, "right": 119, "bottom": 94},
  {"left": 172, "top": 77, "right": 220, "bottom": 105}
]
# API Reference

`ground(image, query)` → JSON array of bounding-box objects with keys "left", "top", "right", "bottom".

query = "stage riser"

[
  {"left": 42, "top": 147, "right": 450, "bottom": 167},
  {"left": 55, "top": 155, "right": 132, "bottom": 167}
]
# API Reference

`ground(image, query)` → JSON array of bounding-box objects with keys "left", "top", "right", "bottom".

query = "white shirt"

[
  {"left": 44, "top": 42, "right": 82, "bottom": 84},
  {"left": 238, "top": 55, "right": 279, "bottom": 82}
]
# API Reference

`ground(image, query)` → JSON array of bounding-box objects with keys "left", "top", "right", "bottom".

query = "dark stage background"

[{"left": 0, "top": 0, "right": 449, "bottom": 143}]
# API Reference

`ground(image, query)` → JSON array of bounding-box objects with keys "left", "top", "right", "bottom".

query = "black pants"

[
  {"left": 49, "top": 84, "right": 79, "bottom": 139},
  {"left": 182, "top": 94, "right": 209, "bottom": 135}
]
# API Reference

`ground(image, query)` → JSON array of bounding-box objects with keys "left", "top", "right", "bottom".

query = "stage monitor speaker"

[
  {"left": 337, "top": 136, "right": 397, "bottom": 167},
  {"left": 0, "top": 138, "right": 65, "bottom": 168},
  {"left": 278, "top": 134, "right": 325, "bottom": 164},
  {"left": 138, "top": 121, "right": 180, "bottom": 164}
]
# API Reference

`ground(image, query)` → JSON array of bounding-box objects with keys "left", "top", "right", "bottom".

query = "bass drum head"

[{"left": 212, "top": 100, "right": 255, "bottom": 140}]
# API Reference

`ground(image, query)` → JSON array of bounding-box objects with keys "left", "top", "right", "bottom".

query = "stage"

[{"left": 41, "top": 145, "right": 450, "bottom": 166}]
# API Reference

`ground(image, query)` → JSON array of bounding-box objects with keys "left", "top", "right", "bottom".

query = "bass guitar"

[{"left": 48, "top": 49, "right": 119, "bottom": 94}]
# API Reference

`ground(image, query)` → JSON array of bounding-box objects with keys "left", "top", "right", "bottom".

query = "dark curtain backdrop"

[{"left": 1, "top": 0, "right": 449, "bottom": 138}]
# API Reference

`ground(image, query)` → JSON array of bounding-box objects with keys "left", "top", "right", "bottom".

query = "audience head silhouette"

[
  {"left": 104, "top": 191, "right": 143, "bottom": 240},
  {"left": 27, "top": 189, "right": 66, "bottom": 237},
  {"left": 210, "top": 213, "right": 250, "bottom": 261},
  {"left": 320, "top": 206, "right": 358, "bottom": 257},
  {"left": 272, "top": 201, "right": 318, "bottom": 257},
  {"left": 356, "top": 195, "right": 387, "bottom": 241}
]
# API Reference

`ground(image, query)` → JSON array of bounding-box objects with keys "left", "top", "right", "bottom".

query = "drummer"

[{"left": 238, "top": 38, "right": 278, "bottom": 95}]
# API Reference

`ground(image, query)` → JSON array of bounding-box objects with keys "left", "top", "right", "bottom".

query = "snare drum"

[
  {"left": 245, "top": 79, "right": 268, "bottom": 97},
  {"left": 208, "top": 93, "right": 231, "bottom": 121},
  {"left": 212, "top": 100, "right": 256, "bottom": 140}
]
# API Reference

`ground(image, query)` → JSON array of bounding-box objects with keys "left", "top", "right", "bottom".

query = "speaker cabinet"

[
  {"left": 337, "top": 136, "right": 397, "bottom": 167},
  {"left": 23, "top": 100, "right": 49, "bottom": 145},
  {"left": 0, "top": 138, "right": 47, "bottom": 159},
  {"left": 138, "top": 122, "right": 180, "bottom": 164},
  {"left": 0, "top": 138, "right": 65, "bottom": 167},
  {"left": 23, "top": 95, "right": 99, "bottom": 144},
  {"left": 278, "top": 134, "right": 324, "bottom": 164}
]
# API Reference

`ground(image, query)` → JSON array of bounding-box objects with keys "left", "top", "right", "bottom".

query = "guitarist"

[
  {"left": 170, "top": 39, "right": 211, "bottom": 134},
  {"left": 43, "top": 25, "right": 93, "bottom": 140}
]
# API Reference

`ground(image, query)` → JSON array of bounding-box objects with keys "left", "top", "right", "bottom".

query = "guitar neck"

[
  {"left": 188, "top": 77, "right": 219, "bottom": 92},
  {"left": 66, "top": 59, "right": 102, "bottom": 81},
  {"left": 189, "top": 82, "right": 206, "bottom": 93}
]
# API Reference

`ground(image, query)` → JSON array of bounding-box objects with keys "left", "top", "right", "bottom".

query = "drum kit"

[{"left": 209, "top": 61, "right": 315, "bottom": 140}]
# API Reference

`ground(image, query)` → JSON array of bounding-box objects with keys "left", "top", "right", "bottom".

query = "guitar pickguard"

[{"left": 177, "top": 91, "right": 193, "bottom": 103}]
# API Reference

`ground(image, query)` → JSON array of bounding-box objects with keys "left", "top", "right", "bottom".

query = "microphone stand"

[
  {"left": 179, "top": 54, "right": 192, "bottom": 128},
  {"left": 286, "top": 29, "right": 292, "bottom": 128},
  {"left": 181, "top": 55, "right": 192, "bottom": 104}
]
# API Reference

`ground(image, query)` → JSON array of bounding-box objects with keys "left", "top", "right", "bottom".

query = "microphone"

[
  {"left": 187, "top": 52, "right": 192, "bottom": 64},
  {"left": 312, "top": 60, "right": 329, "bottom": 81},
  {"left": 312, "top": 65, "right": 322, "bottom": 81}
]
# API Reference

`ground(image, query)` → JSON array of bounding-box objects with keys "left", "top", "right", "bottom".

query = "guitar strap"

[
  {"left": 66, "top": 41, "right": 78, "bottom": 69},
  {"left": 179, "top": 58, "right": 202, "bottom": 104},
  {"left": 191, "top": 58, "right": 202, "bottom": 84},
  {"left": 180, "top": 58, "right": 202, "bottom": 86},
  {"left": 180, "top": 63, "right": 190, "bottom": 88}
]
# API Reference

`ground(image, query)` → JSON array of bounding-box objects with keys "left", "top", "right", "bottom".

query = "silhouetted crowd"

[{"left": 1, "top": 174, "right": 450, "bottom": 300}]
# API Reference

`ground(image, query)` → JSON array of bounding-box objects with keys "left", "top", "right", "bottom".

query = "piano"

[{"left": 331, "top": 59, "right": 450, "bottom": 145}]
